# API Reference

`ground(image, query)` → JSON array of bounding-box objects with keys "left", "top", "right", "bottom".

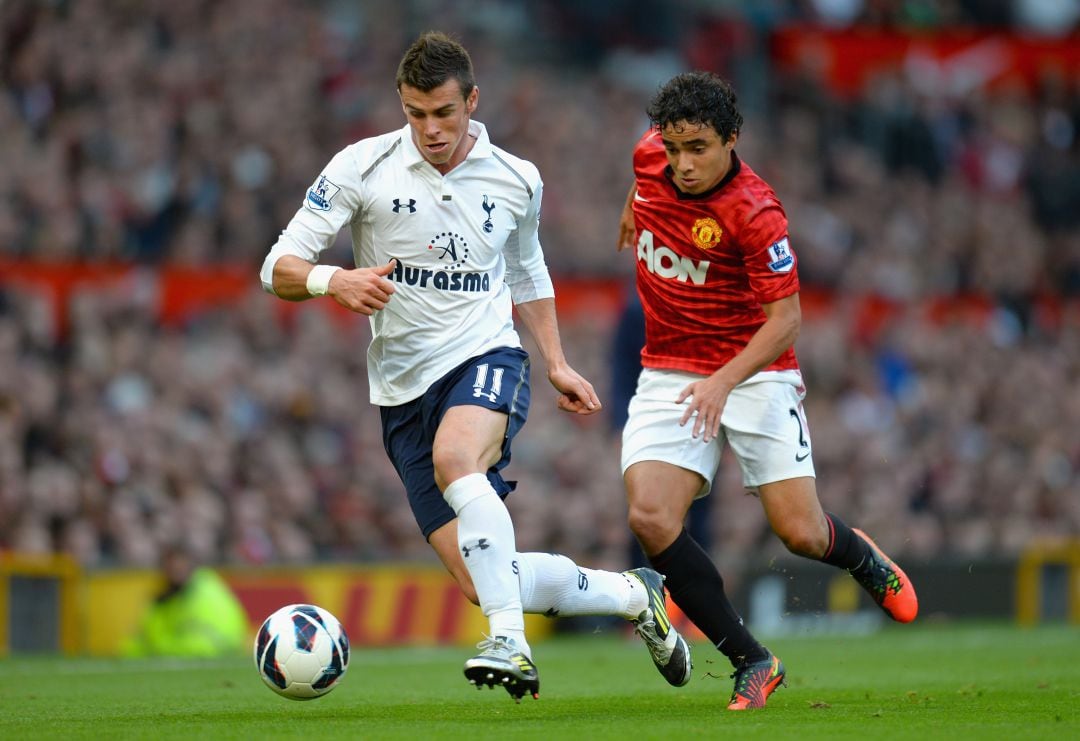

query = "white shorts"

[{"left": 620, "top": 368, "right": 816, "bottom": 496}]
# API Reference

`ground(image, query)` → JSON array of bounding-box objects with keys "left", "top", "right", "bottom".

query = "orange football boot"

[
  {"left": 852, "top": 528, "right": 919, "bottom": 623},
  {"left": 727, "top": 652, "right": 786, "bottom": 710}
]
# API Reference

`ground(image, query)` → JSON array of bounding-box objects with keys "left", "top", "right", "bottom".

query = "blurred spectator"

[{"left": 122, "top": 543, "right": 249, "bottom": 657}]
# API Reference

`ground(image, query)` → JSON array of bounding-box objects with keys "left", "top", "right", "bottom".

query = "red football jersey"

[{"left": 631, "top": 129, "right": 800, "bottom": 376}]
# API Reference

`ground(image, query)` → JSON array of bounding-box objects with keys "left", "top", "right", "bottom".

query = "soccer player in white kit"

[{"left": 260, "top": 32, "right": 689, "bottom": 702}]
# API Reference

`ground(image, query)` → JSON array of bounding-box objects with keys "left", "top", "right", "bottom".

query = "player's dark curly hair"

[
  {"left": 647, "top": 72, "right": 743, "bottom": 140},
  {"left": 396, "top": 31, "right": 476, "bottom": 99}
]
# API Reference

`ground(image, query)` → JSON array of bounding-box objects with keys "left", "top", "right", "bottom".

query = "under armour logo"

[
  {"left": 461, "top": 538, "right": 490, "bottom": 557},
  {"left": 392, "top": 198, "right": 417, "bottom": 213}
]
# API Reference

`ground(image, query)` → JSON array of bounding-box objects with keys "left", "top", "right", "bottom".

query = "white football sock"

[
  {"left": 515, "top": 552, "right": 646, "bottom": 620},
  {"left": 444, "top": 473, "right": 529, "bottom": 656}
]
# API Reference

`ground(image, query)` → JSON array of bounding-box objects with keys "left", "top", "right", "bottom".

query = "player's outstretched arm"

[
  {"left": 617, "top": 184, "right": 637, "bottom": 252},
  {"left": 515, "top": 297, "right": 602, "bottom": 415},
  {"left": 270, "top": 254, "right": 397, "bottom": 316}
]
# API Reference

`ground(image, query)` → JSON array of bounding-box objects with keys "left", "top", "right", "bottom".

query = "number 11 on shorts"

[{"left": 473, "top": 363, "right": 504, "bottom": 403}]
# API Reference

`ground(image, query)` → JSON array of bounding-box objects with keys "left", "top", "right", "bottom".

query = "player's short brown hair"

[
  {"left": 396, "top": 31, "right": 475, "bottom": 99},
  {"left": 647, "top": 72, "right": 743, "bottom": 141}
]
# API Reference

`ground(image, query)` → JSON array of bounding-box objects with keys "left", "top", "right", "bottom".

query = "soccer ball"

[{"left": 254, "top": 603, "right": 349, "bottom": 700}]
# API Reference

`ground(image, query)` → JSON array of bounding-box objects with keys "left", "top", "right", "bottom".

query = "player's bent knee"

[
  {"left": 626, "top": 506, "right": 651, "bottom": 536},
  {"left": 627, "top": 508, "right": 679, "bottom": 553},
  {"left": 778, "top": 527, "right": 828, "bottom": 559},
  {"left": 432, "top": 451, "right": 477, "bottom": 492},
  {"left": 432, "top": 444, "right": 500, "bottom": 492}
]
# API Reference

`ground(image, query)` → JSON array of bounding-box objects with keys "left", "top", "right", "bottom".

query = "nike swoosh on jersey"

[
  {"left": 633, "top": 193, "right": 650, "bottom": 202},
  {"left": 795, "top": 451, "right": 810, "bottom": 462}
]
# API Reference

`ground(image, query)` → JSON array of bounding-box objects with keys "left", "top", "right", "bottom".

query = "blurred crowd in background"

[{"left": 1, "top": 0, "right": 1079, "bottom": 572}]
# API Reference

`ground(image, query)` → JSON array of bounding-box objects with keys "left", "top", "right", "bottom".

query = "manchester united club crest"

[{"left": 691, "top": 217, "right": 722, "bottom": 251}]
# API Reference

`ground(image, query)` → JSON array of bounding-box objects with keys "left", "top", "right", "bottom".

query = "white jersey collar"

[{"left": 399, "top": 119, "right": 492, "bottom": 169}]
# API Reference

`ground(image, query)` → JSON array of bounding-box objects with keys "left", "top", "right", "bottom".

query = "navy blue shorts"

[{"left": 380, "top": 346, "right": 531, "bottom": 539}]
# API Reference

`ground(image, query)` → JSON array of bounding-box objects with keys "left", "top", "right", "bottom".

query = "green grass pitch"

[{"left": 0, "top": 622, "right": 1076, "bottom": 740}]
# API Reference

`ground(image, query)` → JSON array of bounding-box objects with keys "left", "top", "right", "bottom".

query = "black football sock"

[
  {"left": 818, "top": 512, "right": 871, "bottom": 571},
  {"left": 648, "top": 528, "right": 768, "bottom": 667}
]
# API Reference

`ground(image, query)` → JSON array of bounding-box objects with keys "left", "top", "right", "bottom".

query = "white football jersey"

[{"left": 260, "top": 120, "right": 554, "bottom": 406}]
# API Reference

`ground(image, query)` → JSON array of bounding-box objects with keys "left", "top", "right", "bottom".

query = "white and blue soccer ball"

[{"left": 254, "top": 603, "right": 350, "bottom": 700}]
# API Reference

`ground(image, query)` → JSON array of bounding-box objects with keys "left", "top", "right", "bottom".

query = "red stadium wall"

[
  {"left": 0, "top": 261, "right": 627, "bottom": 329},
  {"left": 772, "top": 27, "right": 1080, "bottom": 98},
  {"left": 0, "top": 262, "right": 1045, "bottom": 341}
]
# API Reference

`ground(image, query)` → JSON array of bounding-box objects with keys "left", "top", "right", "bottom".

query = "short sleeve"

[
  {"left": 504, "top": 178, "right": 555, "bottom": 304},
  {"left": 259, "top": 146, "right": 363, "bottom": 293},
  {"left": 738, "top": 202, "right": 799, "bottom": 305}
]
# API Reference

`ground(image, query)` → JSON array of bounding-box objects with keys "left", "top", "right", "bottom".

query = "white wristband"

[{"left": 305, "top": 265, "right": 341, "bottom": 297}]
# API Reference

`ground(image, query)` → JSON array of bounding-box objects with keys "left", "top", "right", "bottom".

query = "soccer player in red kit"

[{"left": 616, "top": 72, "right": 918, "bottom": 710}]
